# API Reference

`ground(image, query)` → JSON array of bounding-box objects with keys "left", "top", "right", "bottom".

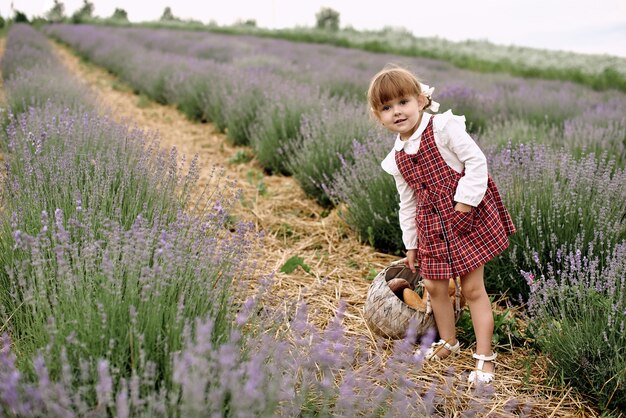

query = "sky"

[{"left": 4, "top": 0, "right": 626, "bottom": 57}]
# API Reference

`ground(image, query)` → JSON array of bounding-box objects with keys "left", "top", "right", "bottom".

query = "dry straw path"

[{"left": 48, "top": 39, "right": 597, "bottom": 417}]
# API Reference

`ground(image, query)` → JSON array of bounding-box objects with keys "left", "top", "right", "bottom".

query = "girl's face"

[{"left": 375, "top": 94, "right": 427, "bottom": 140}]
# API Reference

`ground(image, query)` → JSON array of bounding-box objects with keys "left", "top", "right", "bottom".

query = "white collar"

[{"left": 393, "top": 112, "right": 431, "bottom": 151}]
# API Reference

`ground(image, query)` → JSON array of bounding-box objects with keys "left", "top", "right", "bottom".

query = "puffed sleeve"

[
  {"left": 380, "top": 149, "right": 400, "bottom": 176},
  {"left": 435, "top": 110, "right": 488, "bottom": 206}
]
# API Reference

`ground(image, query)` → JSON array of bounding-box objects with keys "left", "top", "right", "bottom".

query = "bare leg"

[
  {"left": 460, "top": 265, "right": 495, "bottom": 373},
  {"left": 423, "top": 278, "right": 457, "bottom": 357}
]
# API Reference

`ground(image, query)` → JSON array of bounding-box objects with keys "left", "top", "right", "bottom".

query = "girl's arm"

[
  {"left": 444, "top": 119, "right": 488, "bottom": 207},
  {"left": 394, "top": 174, "right": 418, "bottom": 250}
]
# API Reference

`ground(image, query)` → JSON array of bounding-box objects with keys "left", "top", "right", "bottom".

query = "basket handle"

[
  {"left": 390, "top": 258, "right": 408, "bottom": 267},
  {"left": 389, "top": 258, "right": 421, "bottom": 276},
  {"left": 386, "top": 259, "right": 409, "bottom": 281}
]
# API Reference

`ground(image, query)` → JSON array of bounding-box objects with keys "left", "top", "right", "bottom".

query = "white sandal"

[
  {"left": 468, "top": 352, "right": 497, "bottom": 384},
  {"left": 425, "top": 339, "right": 461, "bottom": 361}
]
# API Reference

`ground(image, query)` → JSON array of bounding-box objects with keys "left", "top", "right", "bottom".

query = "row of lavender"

[
  {"left": 51, "top": 25, "right": 626, "bottom": 156},
  {"left": 0, "top": 24, "right": 527, "bottom": 417},
  {"left": 0, "top": 23, "right": 248, "bottom": 415},
  {"left": 42, "top": 24, "right": 626, "bottom": 410},
  {"left": 205, "top": 24, "right": 626, "bottom": 90}
]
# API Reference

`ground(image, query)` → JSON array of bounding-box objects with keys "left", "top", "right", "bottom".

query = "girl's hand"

[
  {"left": 405, "top": 249, "right": 419, "bottom": 273},
  {"left": 454, "top": 202, "right": 473, "bottom": 213}
]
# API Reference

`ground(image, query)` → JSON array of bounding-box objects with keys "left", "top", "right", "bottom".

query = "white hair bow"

[{"left": 419, "top": 82, "right": 440, "bottom": 112}]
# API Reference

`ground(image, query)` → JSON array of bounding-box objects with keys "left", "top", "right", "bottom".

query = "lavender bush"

[
  {"left": 562, "top": 99, "right": 626, "bottom": 165},
  {"left": 486, "top": 143, "right": 626, "bottom": 296},
  {"left": 4, "top": 189, "right": 254, "bottom": 383},
  {"left": 0, "top": 23, "right": 255, "bottom": 408},
  {"left": 286, "top": 99, "right": 373, "bottom": 207},
  {"left": 0, "top": 24, "right": 56, "bottom": 80},
  {"left": 325, "top": 130, "right": 405, "bottom": 253},
  {"left": 523, "top": 243, "right": 626, "bottom": 412},
  {"left": 0, "top": 106, "right": 197, "bottom": 233},
  {"left": 220, "top": 74, "right": 267, "bottom": 146},
  {"left": 164, "top": 62, "right": 224, "bottom": 126},
  {"left": 3, "top": 68, "right": 93, "bottom": 116},
  {"left": 163, "top": 69, "right": 205, "bottom": 121},
  {"left": 1, "top": 24, "right": 94, "bottom": 115},
  {"left": 165, "top": 62, "right": 233, "bottom": 131},
  {"left": 0, "top": 106, "right": 246, "bottom": 377},
  {"left": 248, "top": 82, "right": 324, "bottom": 174},
  {"left": 435, "top": 84, "right": 491, "bottom": 134}
]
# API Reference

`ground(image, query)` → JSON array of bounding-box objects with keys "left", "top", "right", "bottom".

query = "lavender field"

[
  {"left": 43, "top": 24, "right": 626, "bottom": 296},
  {"left": 0, "top": 22, "right": 625, "bottom": 416}
]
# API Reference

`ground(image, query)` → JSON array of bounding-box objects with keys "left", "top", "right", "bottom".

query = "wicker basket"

[{"left": 363, "top": 259, "right": 463, "bottom": 340}]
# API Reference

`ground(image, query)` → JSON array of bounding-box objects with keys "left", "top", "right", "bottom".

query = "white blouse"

[{"left": 380, "top": 110, "right": 488, "bottom": 250}]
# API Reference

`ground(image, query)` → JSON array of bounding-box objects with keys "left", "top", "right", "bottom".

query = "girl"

[{"left": 368, "top": 65, "right": 515, "bottom": 384}]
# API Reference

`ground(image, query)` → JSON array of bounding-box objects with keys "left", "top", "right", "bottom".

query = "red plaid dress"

[{"left": 395, "top": 116, "right": 516, "bottom": 280}]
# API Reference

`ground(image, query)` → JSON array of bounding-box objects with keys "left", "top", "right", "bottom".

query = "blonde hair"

[{"left": 367, "top": 65, "right": 431, "bottom": 113}]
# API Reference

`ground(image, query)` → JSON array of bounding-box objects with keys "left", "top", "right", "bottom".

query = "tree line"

[{"left": 1, "top": 1, "right": 342, "bottom": 31}]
